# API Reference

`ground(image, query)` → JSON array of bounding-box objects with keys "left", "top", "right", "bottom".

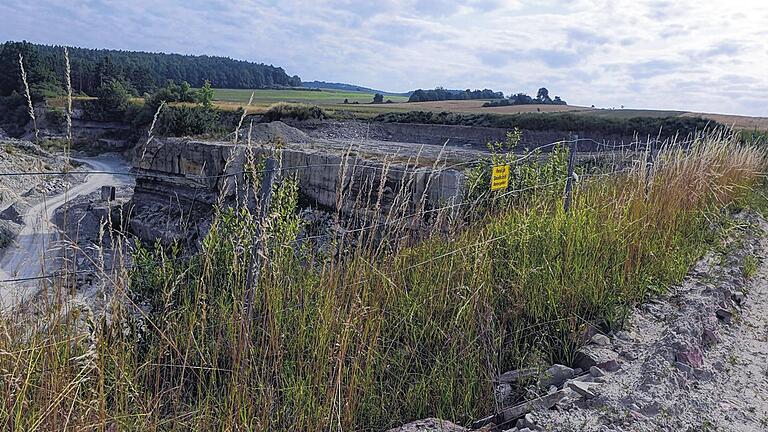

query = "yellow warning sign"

[{"left": 491, "top": 165, "right": 510, "bottom": 191}]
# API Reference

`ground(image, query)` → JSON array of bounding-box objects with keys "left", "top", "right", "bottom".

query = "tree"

[
  {"left": 197, "top": 80, "right": 214, "bottom": 108},
  {"left": 407, "top": 88, "right": 504, "bottom": 103},
  {"left": 0, "top": 42, "right": 57, "bottom": 100},
  {"left": 96, "top": 56, "right": 121, "bottom": 87},
  {"left": 145, "top": 80, "right": 198, "bottom": 109},
  {"left": 96, "top": 78, "right": 131, "bottom": 114},
  {"left": 536, "top": 87, "right": 551, "bottom": 103},
  {"left": 2, "top": 42, "right": 303, "bottom": 96},
  {"left": 178, "top": 81, "right": 196, "bottom": 103},
  {"left": 509, "top": 93, "right": 535, "bottom": 105},
  {"left": 372, "top": 93, "right": 384, "bottom": 104}
]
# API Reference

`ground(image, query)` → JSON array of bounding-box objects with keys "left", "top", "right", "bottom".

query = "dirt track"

[{"left": 0, "top": 154, "right": 132, "bottom": 309}]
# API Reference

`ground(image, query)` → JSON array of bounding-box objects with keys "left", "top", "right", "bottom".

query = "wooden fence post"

[
  {"left": 563, "top": 134, "right": 578, "bottom": 213},
  {"left": 245, "top": 156, "right": 277, "bottom": 319}
]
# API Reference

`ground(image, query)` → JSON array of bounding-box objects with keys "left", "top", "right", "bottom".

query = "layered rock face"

[
  {"left": 130, "top": 137, "right": 466, "bottom": 246},
  {"left": 293, "top": 119, "right": 643, "bottom": 151}
]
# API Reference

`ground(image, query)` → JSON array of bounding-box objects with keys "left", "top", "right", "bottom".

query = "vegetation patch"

[
  {"left": 373, "top": 110, "right": 721, "bottom": 138},
  {"left": 262, "top": 102, "right": 327, "bottom": 122}
]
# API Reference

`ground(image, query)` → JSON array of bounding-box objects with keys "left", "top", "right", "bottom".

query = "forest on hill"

[{"left": 0, "top": 41, "right": 302, "bottom": 98}]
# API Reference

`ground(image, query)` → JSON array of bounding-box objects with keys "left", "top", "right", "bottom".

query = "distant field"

[
  {"left": 211, "top": 88, "right": 409, "bottom": 105},
  {"left": 682, "top": 112, "right": 768, "bottom": 131},
  {"left": 57, "top": 89, "right": 767, "bottom": 131},
  {"left": 382, "top": 100, "right": 589, "bottom": 114}
]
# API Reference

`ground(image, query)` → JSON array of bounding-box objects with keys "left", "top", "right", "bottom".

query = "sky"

[{"left": 1, "top": 0, "right": 767, "bottom": 116}]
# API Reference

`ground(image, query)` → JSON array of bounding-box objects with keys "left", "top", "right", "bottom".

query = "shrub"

[
  {"left": 0, "top": 92, "right": 29, "bottom": 136},
  {"left": 82, "top": 78, "right": 133, "bottom": 121},
  {"left": 144, "top": 80, "right": 198, "bottom": 109},
  {"left": 152, "top": 105, "right": 240, "bottom": 137},
  {"left": 262, "top": 102, "right": 326, "bottom": 121},
  {"left": 44, "top": 107, "right": 66, "bottom": 127}
]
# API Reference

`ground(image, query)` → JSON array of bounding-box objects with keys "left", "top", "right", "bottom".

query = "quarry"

[{"left": 4, "top": 104, "right": 768, "bottom": 431}]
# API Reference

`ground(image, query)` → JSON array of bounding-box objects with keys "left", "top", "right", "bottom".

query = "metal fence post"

[
  {"left": 644, "top": 140, "right": 657, "bottom": 198},
  {"left": 563, "top": 135, "right": 578, "bottom": 213}
]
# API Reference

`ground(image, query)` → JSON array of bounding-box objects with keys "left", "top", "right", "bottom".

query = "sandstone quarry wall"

[
  {"left": 293, "top": 120, "right": 642, "bottom": 150},
  {"left": 130, "top": 138, "right": 465, "bottom": 245}
]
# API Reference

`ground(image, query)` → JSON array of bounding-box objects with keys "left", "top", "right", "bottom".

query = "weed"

[{"left": 744, "top": 254, "right": 759, "bottom": 278}]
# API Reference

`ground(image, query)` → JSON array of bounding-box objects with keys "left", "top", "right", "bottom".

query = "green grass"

[
  {"left": 744, "top": 254, "right": 759, "bottom": 278},
  {"left": 211, "top": 88, "right": 409, "bottom": 105},
  {"left": 203, "top": 88, "right": 411, "bottom": 118}
]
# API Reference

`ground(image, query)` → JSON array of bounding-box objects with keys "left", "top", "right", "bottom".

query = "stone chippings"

[{"left": 385, "top": 418, "right": 467, "bottom": 432}]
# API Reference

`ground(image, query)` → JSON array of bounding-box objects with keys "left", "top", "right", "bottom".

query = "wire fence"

[
  {"left": 0, "top": 136, "right": 666, "bottom": 181},
  {"left": 0, "top": 136, "right": 663, "bottom": 289}
]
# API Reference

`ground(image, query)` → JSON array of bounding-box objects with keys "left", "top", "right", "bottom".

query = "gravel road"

[{"left": 0, "top": 154, "right": 132, "bottom": 309}]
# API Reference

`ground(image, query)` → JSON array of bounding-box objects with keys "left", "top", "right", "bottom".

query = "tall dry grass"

[
  {"left": 0, "top": 132, "right": 765, "bottom": 431},
  {"left": 17, "top": 54, "right": 39, "bottom": 144}
]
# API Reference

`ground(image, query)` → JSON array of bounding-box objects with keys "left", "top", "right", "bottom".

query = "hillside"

[
  {"left": 372, "top": 100, "right": 768, "bottom": 131},
  {"left": 302, "top": 80, "right": 409, "bottom": 96},
  {"left": 0, "top": 41, "right": 302, "bottom": 96}
]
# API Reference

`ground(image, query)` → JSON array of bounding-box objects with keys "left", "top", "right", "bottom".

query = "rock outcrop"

[
  {"left": 129, "top": 134, "right": 466, "bottom": 246},
  {"left": 293, "top": 119, "right": 643, "bottom": 151}
]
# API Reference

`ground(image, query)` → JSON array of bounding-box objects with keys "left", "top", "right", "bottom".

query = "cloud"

[
  {"left": 524, "top": 49, "right": 584, "bottom": 68},
  {"left": 1, "top": 0, "right": 767, "bottom": 115},
  {"left": 626, "top": 60, "right": 683, "bottom": 80},
  {"left": 565, "top": 28, "right": 610, "bottom": 47},
  {"left": 700, "top": 41, "right": 743, "bottom": 58}
]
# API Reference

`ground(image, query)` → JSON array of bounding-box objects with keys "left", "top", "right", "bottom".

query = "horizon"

[{"left": 1, "top": 0, "right": 767, "bottom": 117}]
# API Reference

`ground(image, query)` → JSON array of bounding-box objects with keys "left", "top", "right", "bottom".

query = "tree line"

[
  {"left": 408, "top": 87, "right": 505, "bottom": 103},
  {"left": 483, "top": 88, "right": 567, "bottom": 107},
  {"left": 0, "top": 41, "right": 302, "bottom": 99}
]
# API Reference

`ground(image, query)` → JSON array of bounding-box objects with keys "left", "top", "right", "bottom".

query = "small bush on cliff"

[
  {"left": 152, "top": 105, "right": 241, "bottom": 137},
  {"left": 263, "top": 102, "right": 326, "bottom": 122},
  {"left": 0, "top": 92, "right": 28, "bottom": 135},
  {"left": 144, "top": 80, "right": 198, "bottom": 109},
  {"left": 82, "top": 78, "right": 133, "bottom": 121}
]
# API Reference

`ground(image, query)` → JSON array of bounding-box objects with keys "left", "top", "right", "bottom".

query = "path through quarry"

[{"left": 0, "top": 154, "right": 132, "bottom": 309}]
